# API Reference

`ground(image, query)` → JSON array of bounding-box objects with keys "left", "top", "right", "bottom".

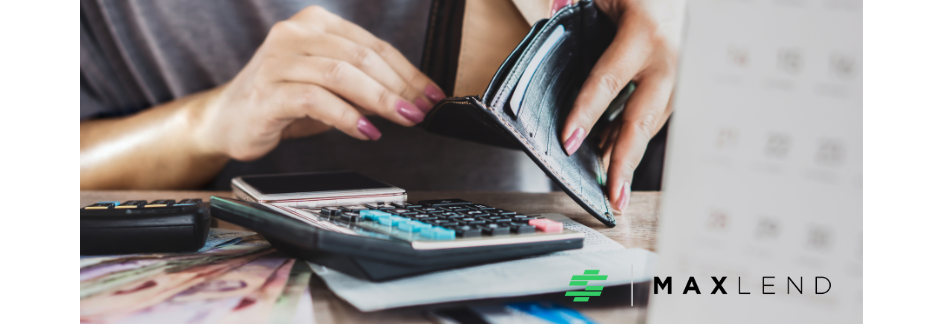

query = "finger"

[
  {"left": 275, "top": 56, "right": 426, "bottom": 127},
  {"left": 293, "top": 6, "right": 447, "bottom": 103},
  {"left": 560, "top": 20, "right": 653, "bottom": 155},
  {"left": 606, "top": 73, "right": 673, "bottom": 212},
  {"left": 295, "top": 31, "right": 435, "bottom": 112},
  {"left": 281, "top": 117, "right": 332, "bottom": 140},
  {"left": 598, "top": 120, "right": 621, "bottom": 150},
  {"left": 275, "top": 83, "right": 381, "bottom": 141},
  {"left": 600, "top": 122, "right": 622, "bottom": 169}
]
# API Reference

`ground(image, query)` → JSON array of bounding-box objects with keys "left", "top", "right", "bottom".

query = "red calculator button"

[{"left": 529, "top": 219, "right": 563, "bottom": 232}]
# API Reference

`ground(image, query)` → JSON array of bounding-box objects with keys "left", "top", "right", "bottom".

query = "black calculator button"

[
  {"left": 145, "top": 199, "right": 175, "bottom": 207},
  {"left": 491, "top": 210, "right": 516, "bottom": 215},
  {"left": 466, "top": 220, "right": 486, "bottom": 225},
  {"left": 340, "top": 205, "right": 368, "bottom": 213},
  {"left": 144, "top": 200, "right": 173, "bottom": 207},
  {"left": 364, "top": 204, "right": 382, "bottom": 209},
  {"left": 84, "top": 201, "right": 121, "bottom": 209},
  {"left": 389, "top": 208, "right": 411, "bottom": 214},
  {"left": 416, "top": 207, "right": 439, "bottom": 212},
  {"left": 175, "top": 199, "right": 203, "bottom": 205},
  {"left": 417, "top": 199, "right": 472, "bottom": 207},
  {"left": 439, "top": 222, "right": 459, "bottom": 227},
  {"left": 391, "top": 203, "right": 409, "bottom": 208},
  {"left": 471, "top": 204, "right": 495, "bottom": 210},
  {"left": 512, "top": 225, "right": 536, "bottom": 234},
  {"left": 339, "top": 212, "right": 363, "bottom": 222},
  {"left": 405, "top": 204, "right": 423, "bottom": 209},
  {"left": 431, "top": 219, "right": 451, "bottom": 224},
  {"left": 494, "top": 218, "right": 512, "bottom": 224},
  {"left": 377, "top": 206, "right": 395, "bottom": 211},
  {"left": 114, "top": 200, "right": 147, "bottom": 209},
  {"left": 320, "top": 207, "right": 342, "bottom": 216},
  {"left": 483, "top": 226, "right": 510, "bottom": 236},
  {"left": 455, "top": 226, "right": 482, "bottom": 238}
]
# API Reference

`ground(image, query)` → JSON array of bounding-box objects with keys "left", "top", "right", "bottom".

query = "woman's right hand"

[{"left": 196, "top": 5, "right": 446, "bottom": 161}]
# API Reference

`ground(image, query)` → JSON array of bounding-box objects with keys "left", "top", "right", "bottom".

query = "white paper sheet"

[{"left": 307, "top": 214, "right": 656, "bottom": 312}]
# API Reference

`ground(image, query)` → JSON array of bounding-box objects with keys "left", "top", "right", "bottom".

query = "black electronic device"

[
  {"left": 80, "top": 199, "right": 210, "bottom": 255},
  {"left": 231, "top": 171, "right": 406, "bottom": 207},
  {"left": 209, "top": 196, "right": 583, "bottom": 281}
]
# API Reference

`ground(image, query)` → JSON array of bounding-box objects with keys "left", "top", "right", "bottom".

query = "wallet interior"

[{"left": 420, "top": 0, "right": 620, "bottom": 227}]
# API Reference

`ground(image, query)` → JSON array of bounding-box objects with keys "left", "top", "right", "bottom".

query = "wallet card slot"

[
  {"left": 509, "top": 24, "right": 566, "bottom": 116},
  {"left": 482, "top": 20, "right": 548, "bottom": 105}
]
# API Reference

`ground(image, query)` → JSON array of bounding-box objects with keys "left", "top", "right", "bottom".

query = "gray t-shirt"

[{"left": 80, "top": 0, "right": 555, "bottom": 192}]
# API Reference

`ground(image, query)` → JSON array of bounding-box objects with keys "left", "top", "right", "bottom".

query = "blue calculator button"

[
  {"left": 420, "top": 227, "right": 437, "bottom": 238},
  {"left": 420, "top": 227, "right": 456, "bottom": 240},
  {"left": 398, "top": 221, "right": 432, "bottom": 232},
  {"left": 360, "top": 210, "right": 390, "bottom": 221},
  {"left": 435, "top": 228, "right": 456, "bottom": 240},
  {"left": 389, "top": 216, "right": 410, "bottom": 226}
]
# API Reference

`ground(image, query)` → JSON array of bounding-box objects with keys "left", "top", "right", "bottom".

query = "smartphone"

[{"left": 231, "top": 171, "right": 406, "bottom": 208}]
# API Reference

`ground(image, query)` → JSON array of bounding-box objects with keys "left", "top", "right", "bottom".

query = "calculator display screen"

[{"left": 241, "top": 172, "right": 394, "bottom": 195}]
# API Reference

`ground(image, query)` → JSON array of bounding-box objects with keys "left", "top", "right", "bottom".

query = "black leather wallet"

[{"left": 419, "top": 0, "right": 622, "bottom": 227}]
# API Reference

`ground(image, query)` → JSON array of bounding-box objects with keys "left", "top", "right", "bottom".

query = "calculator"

[
  {"left": 81, "top": 199, "right": 210, "bottom": 255},
  {"left": 209, "top": 196, "right": 584, "bottom": 281}
]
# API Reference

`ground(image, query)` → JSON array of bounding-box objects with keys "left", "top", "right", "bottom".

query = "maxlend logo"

[{"left": 565, "top": 270, "right": 608, "bottom": 302}]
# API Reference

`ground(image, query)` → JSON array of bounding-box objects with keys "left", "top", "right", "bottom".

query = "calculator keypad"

[{"left": 313, "top": 199, "right": 561, "bottom": 241}]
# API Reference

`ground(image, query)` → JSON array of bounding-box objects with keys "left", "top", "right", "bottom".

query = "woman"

[{"left": 80, "top": 0, "right": 683, "bottom": 212}]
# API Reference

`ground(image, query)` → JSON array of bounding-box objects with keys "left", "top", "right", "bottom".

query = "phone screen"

[{"left": 240, "top": 172, "right": 394, "bottom": 195}]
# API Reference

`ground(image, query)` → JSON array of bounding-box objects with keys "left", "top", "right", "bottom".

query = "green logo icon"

[{"left": 566, "top": 270, "right": 608, "bottom": 302}]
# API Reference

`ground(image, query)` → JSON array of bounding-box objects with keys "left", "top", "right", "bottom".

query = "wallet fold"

[{"left": 420, "top": 0, "right": 619, "bottom": 227}]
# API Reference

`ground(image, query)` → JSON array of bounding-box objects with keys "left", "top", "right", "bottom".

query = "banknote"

[
  {"left": 81, "top": 259, "right": 164, "bottom": 282},
  {"left": 80, "top": 229, "right": 257, "bottom": 269},
  {"left": 172, "top": 254, "right": 290, "bottom": 302},
  {"left": 107, "top": 254, "right": 290, "bottom": 324},
  {"left": 81, "top": 239, "right": 271, "bottom": 299},
  {"left": 217, "top": 259, "right": 297, "bottom": 324},
  {"left": 80, "top": 250, "right": 271, "bottom": 323},
  {"left": 267, "top": 261, "right": 314, "bottom": 324},
  {"left": 197, "top": 228, "right": 257, "bottom": 252}
]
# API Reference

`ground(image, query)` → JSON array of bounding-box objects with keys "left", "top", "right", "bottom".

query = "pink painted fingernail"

[
  {"left": 550, "top": 0, "right": 569, "bottom": 15},
  {"left": 415, "top": 97, "right": 433, "bottom": 113},
  {"left": 357, "top": 117, "right": 382, "bottom": 141},
  {"left": 396, "top": 99, "right": 425, "bottom": 124},
  {"left": 617, "top": 182, "right": 630, "bottom": 211},
  {"left": 424, "top": 84, "right": 446, "bottom": 104},
  {"left": 563, "top": 127, "right": 586, "bottom": 155}
]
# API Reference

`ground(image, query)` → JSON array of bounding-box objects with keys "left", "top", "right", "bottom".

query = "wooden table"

[{"left": 81, "top": 191, "right": 662, "bottom": 324}]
